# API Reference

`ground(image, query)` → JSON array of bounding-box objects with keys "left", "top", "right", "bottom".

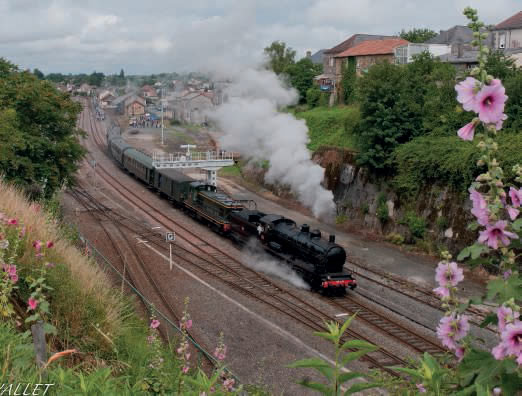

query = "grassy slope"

[{"left": 292, "top": 106, "right": 360, "bottom": 152}]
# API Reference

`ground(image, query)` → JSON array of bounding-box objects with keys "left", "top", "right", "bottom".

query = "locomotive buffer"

[{"left": 152, "top": 145, "right": 235, "bottom": 187}]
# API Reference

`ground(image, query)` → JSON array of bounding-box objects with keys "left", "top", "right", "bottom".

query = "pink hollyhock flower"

[
  {"left": 478, "top": 220, "right": 518, "bottom": 249},
  {"left": 455, "top": 346, "right": 465, "bottom": 361},
  {"left": 182, "top": 366, "right": 189, "bottom": 374},
  {"left": 475, "top": 81, "right": 508, "bottom": 124},
  {"left": 518, "top": 354, "right": 522, "bottom": 366},
  {"left": 492, "top": 343, "right": 506, "bottom": 360},
  {"left": 457, "top": 121, "right": 477, "bottom": 141},
  {"left": 19, "top": 227, "right": 26, "bottom": 239},
  {"left": 469, "top": 189, "right": 489, "bottom": 225},
  {"left": 497, "top": 306, "right": 519, "bottom": 333},
  {"left": 46, "top": 241, "right": 54, "bottom": 249},
  {"left": 185, "top": 319, "right": 192, "bottom": 330},
  {"left": 223, "top": 378, "right": 235, "bottom": 391},
  {"left": 503, "top": 270, "right": 512, "bottom": 280},
  {"left": 435, "top": 261, "right": 464, "bottom": 287},
  {"left": 150, "top": 319, "right": 160, "bottom": 329},
  {"left": 416, "top": 384, "right": 426, "bottom": 393},
  {"left": 501, "top": 321, "right": 522, "bottom": 358},
  {"left": 495, "top": 113, "right": 508, "bottom": 130},
  {"left": 510, "top": 187, "right": 522, "bottom": 208},
  {"left": 455, "top": 77, "right": 480, "bottom": 111},
  {"left": 453, "top": 315, "right": 470, "bottom": 340},
  {"left": 437, "top": 315, "right": 456, "bottom": 349},
  {"left": 33, "top": 240, "right": 43, "bottom": 252},
  {"left": 433, "top": 286, "right": 450, "bottom": 298},
  {"left": 10, "top": 273, "right": 18, "bottom": 283},
  {"left": 7, "top": 219, "right": 17, "bottom": 225},
  {"left": 507, "top": 206, "right": 519, "bottom": 221},
  {"left": 28, "top": 297, "right": 38, "bottom": 311}
]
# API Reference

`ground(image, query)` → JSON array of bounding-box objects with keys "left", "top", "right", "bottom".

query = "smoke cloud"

[
  {"left": 242, "top": 240, "right": 309, "bottom": 290},
  {"left": 208, "top": 67, "right": 335, "bottom": 219}
]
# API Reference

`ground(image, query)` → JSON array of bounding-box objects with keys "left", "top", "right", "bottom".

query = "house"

[
  {"left": 309, "top": 49, "right": 326, "bottom": 65},
  {"left": 334, "top": 38, "right": 409, "bottom": 76},
  {"left": 98, "top": 90, "right": 116, "bottom": 107},
  {"left": 395, "top": 43, "right": 451, "bottom": 64},
  {"left": 141, "top": 85, "right": 158, "bottom": 99},
  {"left": 437, "top": 50, "right": 480, "bottom": 72},
  {"left": 171, "top": 91, "right": 214, "bottom": 125},
  {"left": 491, "top": 11, "right": 522, "bottom": 50},
  {"left": 78, "top": 83, "right": 94, "bottom": 95},
  {"left": 112, "top": 92, "right": 145, "bottom": 116}
]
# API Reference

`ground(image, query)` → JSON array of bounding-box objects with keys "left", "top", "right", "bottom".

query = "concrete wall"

[{"left": 494, "top": 28, "right": 522, "bottom": 49}]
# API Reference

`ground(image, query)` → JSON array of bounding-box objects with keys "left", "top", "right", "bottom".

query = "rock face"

[{"left": 314, "top": 148, "right": 476, "bottom": 252}]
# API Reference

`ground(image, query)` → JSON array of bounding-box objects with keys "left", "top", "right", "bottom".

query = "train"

[{"left": 106, "top": 126, "right": 356, "bottom": 292}]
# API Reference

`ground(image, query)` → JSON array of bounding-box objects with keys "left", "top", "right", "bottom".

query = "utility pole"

[{"left": 161, "top": 87, "right": 165, "bottom": 145}]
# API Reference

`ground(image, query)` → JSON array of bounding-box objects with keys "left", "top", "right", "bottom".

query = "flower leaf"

[
  {"left": 287, "top": 358, "right": 331, "bottom": 369},
  {"left": 296, "top": 379, "right": 332, "bottom": 395},
  {"left": 457, "top": 247, "right": 471, "bottom": 261},
  {"left": 512, "top": 218, "right": 522, "bottom": 231}
]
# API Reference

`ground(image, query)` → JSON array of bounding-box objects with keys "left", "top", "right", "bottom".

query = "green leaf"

[
  {"left": 512, "top": 218, "right": 522, "bottom": 231},
  {"left": 340, "top": 339, "right": 377, "bottom": 352},
  {"left": 457, "top": 246, "right": 471, "bottom": 261},
  {"left": 337, "top": 371, "right": 365, "bottom": 384},
  {"left": 338, "top": 314, "right": 356, "bottom": 340},
  {"left": 341, "top": 350, "right": 371, "bottom": 366},
  {"left": 296, "top": 379, "right": 332, "bottom": 395},
  {"left": 479, "top": 313, "right": 498, "bottom": 328},
  {"left": 287, "top": 358, "right": 331, "bottom": 369},
  {"left": 487, "top": 276, "right": 522, "bottom": 302},
  {"left": 459, "top": 349, "right": 506, "bottom": 385},
  {"left": 390, "top": 366, "right": 423, "bottom": 378},
  {"left": 344, "top": 382, "right": 380, "bottom": 395},
  {"left": 315, "top": 366, "right": 334, "bottom": 381},
  {"left": 313, "top": 331, "right": 338, "bottom": 343},
  {"left": 43, "top": 322, "right": 57, "bottom": 335},
  {"left": 24, "top": 314, "right": 39, "bottom": 323},
  {"left": 470, "top": 243, "right": 487, "bottom": 259}
]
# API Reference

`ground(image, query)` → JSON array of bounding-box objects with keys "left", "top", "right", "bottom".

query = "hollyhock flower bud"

[
  {"left": 457, "top": 121, "right": 477, "bottom": 141},
  {"left": 510, "top": 187, "right": 522, "bottom": 208}
]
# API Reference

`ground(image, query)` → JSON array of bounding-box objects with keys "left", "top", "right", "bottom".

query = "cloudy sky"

[{"left": 0, "top": 0, "right": 518, "bottom": 75}]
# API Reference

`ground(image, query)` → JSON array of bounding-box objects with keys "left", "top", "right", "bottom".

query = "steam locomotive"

[{"left": 106, "top": 127, "right": 356, "bottom": 292}]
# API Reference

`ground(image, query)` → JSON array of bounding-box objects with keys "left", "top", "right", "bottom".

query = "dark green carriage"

[{"left": 154, "top": 169, "right": 194, "bottom": 204}]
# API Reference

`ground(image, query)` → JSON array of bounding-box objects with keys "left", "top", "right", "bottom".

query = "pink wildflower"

[
  {"left": 457, "top": 121, "right": 477, "bottom": 141},
  {"left": 510, "top": 187, "right": 522, "bottom": 208},
  {"left": 10, "top": 273, "right": 18, "bottom": 283},
  {"left": 416, "top": 384, "right": 426, "bottom": 393},
  {"left": 497, "top": 306, "right": 519, "bottom": 333},
  {"left": 435, "top": 261, "right": 464, "bottom": 287},
  {"left": 455, "top": 77, "right": 480, "bottom": 111},
  {"left": 185, "top": 352, "right": 191, "bottom": 360},
  {"left": 223, "top": 378, "right": 235, "bottom": 391},
  {"left": 46, "top": 241, "right": 54, "bottom": 249},
  {"left": 7, "top": 219, "right": 17, "bottom": 226},
  {"left": 185, "top": 319, "right": 192, "bottom": 330},
  {"left": 436, "top": 314, "right": 470, "bottom": 350},
  {"left": 478, "top": 220, "right": 518, "bottom": 249},
  {"left": 507, "top": 206, "right": 519, "bottom": 221},
  {"left": 503, "top": 270, "right": 512, "bottom": 280},
  {"left": 150, "top": 319, "right": 160, "bottom": 329},
  {"left": 495, "top": 113, "right": 508, "bottom": 130},
  {"left": 182, "top": 366, "right": 189, "bottom": 374},
  {"left": 469, "top": 188, "right": 489, "bottom": 225},
  {"left": 433, "top": 286, "right": 450, "bottom": 298},
  {"left": 500, "top": 321, "right": 522, "bottom": 359},
  {"left": 492, "top": 343, "right": 506, "bottom": 360},
  {"left": 475, "top": 81, "right": 508, "bottom": 124},
  {"left": 28, "top": 297, "right": 38, "bottom": 311},
  {"left": 19, "top": 227, "right": 26, "bottom": 239},
  {"left": 33, "top": 240, "right": 43, "bottom": 252},
  {"left": 455, "top": 346, "right": 465, "bottom": 361}
]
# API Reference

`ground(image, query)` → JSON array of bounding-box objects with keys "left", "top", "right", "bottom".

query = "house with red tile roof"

[
  {"left": 493, "top": 11, "right": 522, "bottom": 50},
  {"left": 334, "top": 38, "right": 409, "bottom": 77}
]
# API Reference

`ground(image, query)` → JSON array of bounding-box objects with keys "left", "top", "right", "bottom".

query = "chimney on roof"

[{"left": 306, "top": 50, "right": 312, "bottom": 58}]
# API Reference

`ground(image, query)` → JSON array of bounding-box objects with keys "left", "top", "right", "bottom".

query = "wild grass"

[{"left": 292, "top": 106, "right": 360, "bottom": 152}]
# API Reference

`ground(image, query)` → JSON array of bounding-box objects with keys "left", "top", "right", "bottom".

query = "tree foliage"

[
  {"left": 33, "top": 68, "right": 44, "bottom": 80},
  {"left": 0, "top": 58, "right": 86, "bottom": 198},
  {"left": 399, "top": 28, "right": 437, "bottom": 43},
  {"left": 263, "top": 41, "right": 296, "bottom": 75},
  {"left": 285, "top": 58, "right": 322, "bottom": 103},
  {"left": 340, "top": 57, "right": 356, "bottom": 104}
]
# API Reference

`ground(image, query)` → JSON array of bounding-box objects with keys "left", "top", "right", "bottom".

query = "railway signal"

[{"left": 166, "top": 232, "right": 175, "bottom": 270}]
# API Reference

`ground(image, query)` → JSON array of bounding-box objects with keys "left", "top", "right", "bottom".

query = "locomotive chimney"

[
  {"left": 301, "top": 224, "right": 310, "bottom": 233},
  {"left": 329, "top": 234, "right": 335, "bottom": 243}
]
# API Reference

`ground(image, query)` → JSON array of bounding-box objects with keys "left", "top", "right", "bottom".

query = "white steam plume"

[
  {"left": 208, "top": 68, "right": 335, "bottom": 219},
  {"left": 242, "top": 240, "right": 309, "bottom": 290}
]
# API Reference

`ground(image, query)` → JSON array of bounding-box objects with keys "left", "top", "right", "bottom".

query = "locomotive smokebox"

[
  {"left": 329, "top": 234, "right": 335, "bottom": 243},
  {"left": 301, "top": 224, "right": 310, "bottom": 233}
]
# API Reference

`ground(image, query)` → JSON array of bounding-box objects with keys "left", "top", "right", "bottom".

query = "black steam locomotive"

[{"left": 106, "top": 127, "right": 356, "bottom": 292}]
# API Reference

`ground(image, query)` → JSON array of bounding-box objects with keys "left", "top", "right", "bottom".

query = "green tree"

[
  {"left": 263, "top": 41, "right": 296, "bottom": 75},
  {"left": 119, "top": 68, "right": 125, "bottom": 79},
  {"left": 340, "top": 57, "right": 356, "bottom": 104},
  {"left": 285, "top": 58, "right": 322, "bottom": 103},
  {"left": 33, "top": 68, "right": 44, "bottom": 80},
  {"left": 399, "top": 28, "right": 437, "bottom": 43},
  {"left": 485, "top": 50, "right": 517, "bottom": 81},
  {"left": 0, "top": 58, "right": 86, "bottom": 198},
  {"left": 503, "top": 70, "right": 522, "bottom": 132},
  {"left": 306, "top": 86, "right": 321, "bottom": 108},
  {"left": 88, "top": 71, "right": 105, "bottom": 87}
]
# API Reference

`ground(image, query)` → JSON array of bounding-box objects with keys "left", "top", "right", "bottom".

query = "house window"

[
  {"left": 499, "top": 33, "right": 506, "bottom": 49},
  {"left": 329, "top": 57, "right": 334, "bottom": 67}
]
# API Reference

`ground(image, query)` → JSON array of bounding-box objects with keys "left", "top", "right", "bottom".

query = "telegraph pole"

[{"left": 161, "top": 87, "right": 165, "bottom": 145}]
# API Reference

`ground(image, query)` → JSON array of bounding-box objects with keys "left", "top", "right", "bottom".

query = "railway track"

[{"left": 74, "top": 101, "right": 450, "bottom": 377}]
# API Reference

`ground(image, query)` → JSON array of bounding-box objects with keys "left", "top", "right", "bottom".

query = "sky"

[{"left": 0, "top": 0, "right": 519, "bottom": 75}]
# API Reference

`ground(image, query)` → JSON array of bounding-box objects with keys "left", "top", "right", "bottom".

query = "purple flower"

[
  {"left": 507, "top": 206, "right": 519, "bottom": 221},
  {"left": 457, "top": 121, "right": 477, "bottom": 141},
  {"left": 435, "top": 261, "right": 464, "bottom": 287},
  {"left": 497, "top": 306, "right": 519, "bottom": 333},
  {"left": 492, "top": 343, "right": 506, "bottom": 360},
  {"left": 510, "top": 187, "right": 522, "bottom": 208},
  {"left": 433, "top": 286, "right": 450, "bottom": 298},
  {"left": 478, "top": 220, "right": 518, "bottom": 249},
  {"left": 455, "top": 346, "right": 465, "bottom": 361},
  {"left": 455, "top": 77, "right": 480, "bottom": 111},
  {"left": 500, "top": 321, "right": 522, "bottom": 358},
  {"left": 150, "top": 319, "right": 160, "bottom": 329},
  {"left": 436, "top": 314, "right": 470, "bottom": 350},
  {"left": 416, "top": 384, "right": 426, "bottom": 393},
  {"left": 475, "top": 81, "right": 508, "bottom": 124},
  {"left": 469, "top": 188, "right": 489, "bottom": 226},
  {"left": 503, "top": 270, "right": 512, "bottom": 280},
  {"left": 495, "top": 113, "right": 508, "bottom": 130}
]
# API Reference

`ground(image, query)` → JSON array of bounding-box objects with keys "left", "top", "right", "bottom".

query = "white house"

[{"left": 395, "top": 43, "right": 451, "bottom": 64}]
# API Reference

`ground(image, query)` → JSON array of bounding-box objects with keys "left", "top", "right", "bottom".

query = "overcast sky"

[{"left": 0, "top": 0, "right": 519, "bottom": 75}]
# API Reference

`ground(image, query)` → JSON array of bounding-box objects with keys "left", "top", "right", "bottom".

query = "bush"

[
  {"left": 376, "top": 193, "right": 389, "bottom": 223},
  {"left": 336, "top": 214, "right": 347, "bottom": 224},
  {"left": 306, "top": 86, "right": 321, "bottom": 108},
  {"left": 400, "top": 211, "right": 427, "bottom": 239},
  {"left": 386, "top": 232, "right": 405, "bottom": 245}
]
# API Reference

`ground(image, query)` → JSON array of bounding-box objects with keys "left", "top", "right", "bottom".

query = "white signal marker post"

[{"left": 165, "top": 232, "right": 176, "bottom": 270}]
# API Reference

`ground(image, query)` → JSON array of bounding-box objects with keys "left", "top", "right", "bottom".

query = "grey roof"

[
  {"left": 310, "top": 49, "right": 326, "bottom": 64},
  {"left": 427, "top": 26, "right": 473, "bottom": 44},
  {"left": 112, "top": 92, "right": 136, "bottom": 106},
  {"left": 438, "top": 50, "right": 480, "bottom": 63}
]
